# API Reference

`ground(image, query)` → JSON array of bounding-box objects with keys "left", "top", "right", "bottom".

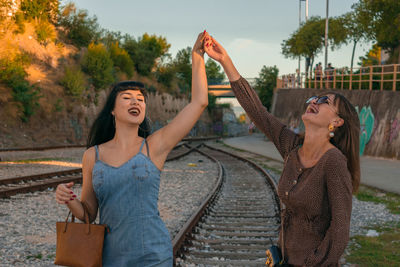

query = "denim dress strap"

[
  {"left": 138, "top": 139, "right": 145, "bottom": 153},
  {"left": 94, "top": 145, "right": 99, "bottom": 162},
  {"left": 144, "top": 139, "right": 150, "bottom": 158}
]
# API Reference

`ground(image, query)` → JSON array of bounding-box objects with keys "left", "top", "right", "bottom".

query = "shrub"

[
  {"left": 60, "top": 66, "right": 87, "bottom": 97},
  {"left": 13, "top": 11, "right": 25, "bottom": 34},
  {"left": 0, "top": 55, "right": 41, "bottom": 122},
  {"left": 81, "top": 43, "right": 114, "bottom": 90},
  {"left": 20, "top": 0, "right": 59, "bottom": 24},
  {"left": 156, "top": 64, "right": 176, "bottom": 88},
  {"left": 59, "top": 3, "right": 101, "bottom": 48},
  {"left": 10, "top": 79, "right": 41, "bottom": 122},
  {"left": 109, "top": 42, "right": 134, "bottom": 77},
  {"left": 35, "top": 21, "right": 55, "bottom": 45},
  {"left": 54, "top": 98, "right": 63, "bottom": 112}
]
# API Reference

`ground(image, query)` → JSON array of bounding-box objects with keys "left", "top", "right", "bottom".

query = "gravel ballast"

[{"left": 0, "top": 151, "right": 218, "bottom": 266}]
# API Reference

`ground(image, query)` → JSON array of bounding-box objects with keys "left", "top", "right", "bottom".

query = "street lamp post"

[
  {"left": 298, "top": 0, "right": 302, "bottom": 75},
  {"left": 324, "top": 0, "right": 329, "bottom": 69},
  {"left": 300, "top": 0, "right": 309, "bottom": 79}
]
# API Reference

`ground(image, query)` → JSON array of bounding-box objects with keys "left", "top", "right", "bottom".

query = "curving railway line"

[
  {"left": 172, "top": 144, "right": 281, "bottom": 266},
  {"left": 0, "top": 143, "right": 193, "bottom": 198},
  {"left": 2, "top": 139, "right": 281, "bottom": 266}
]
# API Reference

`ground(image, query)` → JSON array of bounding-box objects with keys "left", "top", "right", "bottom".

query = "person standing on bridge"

[
  {"left": 54, "top": 32, "right": 209, "bottom": 266},
  {"left": 204, "top": 36, "right": 360, "bottom": 267}
]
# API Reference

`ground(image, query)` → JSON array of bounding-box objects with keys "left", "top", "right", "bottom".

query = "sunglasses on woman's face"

[
  {"left": 306, "top": 95, "right": 339, "bottom": 115},
  {"left": 306, "top": 95, "right": 331, "bottom": 105}
]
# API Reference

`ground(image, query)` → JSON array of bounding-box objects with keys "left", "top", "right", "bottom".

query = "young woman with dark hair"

[
  {"left": 55, "top": 32, "right": 209, "bottom": 266},
  {"left": 203, "top": 36, "right": 360, "bottom": 266}
]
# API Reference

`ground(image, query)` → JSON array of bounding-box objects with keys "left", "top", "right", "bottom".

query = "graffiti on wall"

[
  {"left": 389, "top": 118, "right": 400, "bottom": 143},
  {"left": 356, "top": 106, "right": 375, "bottom": 155},
  {"left": 383, "top": 110, "right": 400, "bottom": 144}
]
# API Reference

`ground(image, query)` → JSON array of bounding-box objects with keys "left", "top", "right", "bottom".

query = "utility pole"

[
  {"left": 305, "top": 0, "right": 308, "bottom": 21},
  {"left": 324, "top": 0, "right": 329, "bottom": 69},
  {"left": 298, "top": 0, "right": 302, "bottom": 74},
  {"left": 304, "top": 0, "right": 309, "bottom": 77}
]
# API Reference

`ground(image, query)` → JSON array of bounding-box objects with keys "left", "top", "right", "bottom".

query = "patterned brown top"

[{"left": 230, "top": 77, "right": 352, "bottom": 266}]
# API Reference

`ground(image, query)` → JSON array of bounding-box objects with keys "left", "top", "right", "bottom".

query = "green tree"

[
  {"left": 60, "top": 66, "right": 87, "bottom": 97},
  {"left": 20, "top": 0, "right": 59, "bottom": 23},
  {"left": 81, "top": 43, "right": 114, "bottom": 90},
  {"left": 282, "top": 17, "right": 324, "bottom": 75},
  {"left": 59, "top": 3, "right": 101, "bottom": 47},
  {"left": 358, "top": 44, "right": 380, "bottom": 66},
  {"left": 173, "top": 47, "right": 192, "bottom": 94},
  {"left": 109, "top": 42, "right": 134, "bottom": 77},
  {"left": 0, "top": 55, "right": 41, "bottom": 122},
  {"left": 101, "top": 30, "right": 123, "bottom": 48},
  {"left": 352, "top": 0, "right": 400, "bottom": 63},
  {"left": 254, "top": 66, "right": 279, "bottom": 111},
  {"left": 205, "top": 58, "right": 225, "bottom": 85},
  {"left": 282, "top": 16, "right": 347, "bottom": 74},
  {"left": 341, "top": 12, "right": 367, "bottom": 69},
  {"left": 123, "top": 33, "right": 171, "bottom": 76},
  {"left": 156, "top": 62, "right": 176, "bottom": 89}
]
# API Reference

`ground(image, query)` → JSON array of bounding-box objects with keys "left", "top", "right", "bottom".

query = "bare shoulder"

[
  {"left": 82, "top": 146, "right": 96, "bottom": 170},
  {"left": 146, "top": 131, "right": 163, "bottom": 152}
]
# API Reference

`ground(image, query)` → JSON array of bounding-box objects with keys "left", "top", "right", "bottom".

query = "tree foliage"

[
  {"left": 341, "top": 11, "right": 367, "bottom": 69},
  {"left": 282, "top": 16, "right": 347, "bottom": 72},
  {"left": 60, "top": 66, "right": 87, "bottom": 97},
  {"left": 123, "top": 33, "right": 171, "bottom": 76},
  {"left": 20, "top": 0, "right": 59, "bottom": 23},
  {"left": 172, "top": 47, "right": 192, "bottom": 94},
  {"left": 205, "top": 58, "right": 225, "bottom": 85},
  {"left": 109, "top": 42, "right": 134, "bottom": 77},
  {"left": 254, "top": 66, "right": 279, "bottom": 111},
  {"left": 59, "top": 3, "right": 101, "bottom": 48},
  {"left": 352, "top": 0, "right": 400, "bottom": 62},
  {"left": 81, "top": 43, "right": 114, "bottom": 90},
  {"left": 0, "top": 54, "right": 41, "bottom": 122}
]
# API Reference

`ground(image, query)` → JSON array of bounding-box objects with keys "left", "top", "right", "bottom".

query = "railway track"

[
  {"left": 0, "top": 136, "right": 220, "bottom": 152},
  {"left": 172, "top": 144, "right": 281, "bottom": 266},
  {"left": 2, "top": 139, "right": 281, "bottom": 266},
  {"left": 0, "top": 143, "right": 193, "bottom": 198}
]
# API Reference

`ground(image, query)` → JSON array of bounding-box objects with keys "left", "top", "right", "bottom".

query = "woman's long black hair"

[{"left": 87, "top": 81, "right": 151, "bottom": 148}]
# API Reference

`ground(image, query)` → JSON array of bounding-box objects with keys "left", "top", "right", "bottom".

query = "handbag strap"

[
  {"left": 63, "top": 202, "right": 91, "bottom": 234},
  {"left": 280, "top": 210, "right": 285, "bottom": 263}
]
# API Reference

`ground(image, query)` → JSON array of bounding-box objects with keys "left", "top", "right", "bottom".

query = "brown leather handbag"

[{"left": 55, "top": 203, "right": 108, "bottom": 267}]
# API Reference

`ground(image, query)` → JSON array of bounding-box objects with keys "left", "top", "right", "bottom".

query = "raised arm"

[
  {"left": 204, "top": 37, "right": 299, "bottom": 159},
  {"left": 148, "top": 32, "right": 208, "bottom": 168}
]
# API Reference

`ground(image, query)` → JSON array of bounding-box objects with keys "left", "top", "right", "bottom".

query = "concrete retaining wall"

[{"left": 271, "top": 88, "right": 400, "bottom": 159}]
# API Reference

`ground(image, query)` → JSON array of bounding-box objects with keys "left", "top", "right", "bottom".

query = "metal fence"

[{"left": 279, "top": 64, "right": 400, "bottom": 91}]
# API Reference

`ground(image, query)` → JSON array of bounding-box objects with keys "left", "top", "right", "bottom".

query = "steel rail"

[
  {"left": 201, "top": 143, "right": 282, "bottom": 212},
  {"left": 0, "top": 136, "right": 220, "bottom": 152},
  {"left": 0, "top": 144, "right": 195, "bottom": 198},
  {"left": 172, "top": 143, "right": 281, "bottom": 265},
  {"left": 171, "top": 146, "right": 224, "bottom": 259}
]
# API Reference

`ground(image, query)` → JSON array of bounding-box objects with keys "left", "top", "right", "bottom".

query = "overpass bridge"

[{"left": 208, "top": 78, "right": 256, "bottom": 97}]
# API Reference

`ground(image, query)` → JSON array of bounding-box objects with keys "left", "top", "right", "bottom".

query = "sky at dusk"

[{"left": 67, "top": 0, "right": 370, "bottom": 78}]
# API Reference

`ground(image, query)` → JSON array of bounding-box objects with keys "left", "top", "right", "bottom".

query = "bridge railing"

[{"left": 279, "top": 64, "right": 400, "bottom": 91}]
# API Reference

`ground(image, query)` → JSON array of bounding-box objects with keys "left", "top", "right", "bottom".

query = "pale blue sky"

[{"left": 68, "top": 0, "right": 370, "bottom": 78}]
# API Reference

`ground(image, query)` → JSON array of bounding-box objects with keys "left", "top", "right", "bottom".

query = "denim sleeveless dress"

[{"left": 92, "top": 139, "right": 173, "bottom": 267}]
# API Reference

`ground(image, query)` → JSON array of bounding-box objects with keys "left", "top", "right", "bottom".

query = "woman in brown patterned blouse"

[{"left": 203, "top": 36, "right": 360, "bottom": 266}]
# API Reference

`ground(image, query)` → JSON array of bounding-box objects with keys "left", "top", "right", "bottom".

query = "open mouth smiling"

[
  {"left": 306, "top": 105, "right": 319, "bottom": 114},
  {"left": 128, "top": 107, "right": 140, "bottom": 116}
]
